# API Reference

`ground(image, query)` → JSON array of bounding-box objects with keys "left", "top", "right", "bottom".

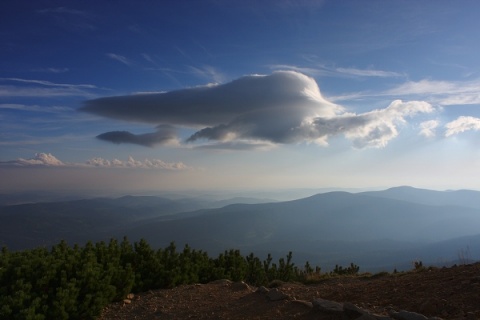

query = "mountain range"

[{"left": 1, "top": 186, "right": 479, "bottom": 271}]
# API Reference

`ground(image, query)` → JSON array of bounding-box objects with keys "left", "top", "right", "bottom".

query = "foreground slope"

[{"left": 100, "top": 262, "right": 480, "bottom": 320}]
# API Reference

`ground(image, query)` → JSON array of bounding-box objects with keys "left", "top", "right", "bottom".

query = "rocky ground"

[{"left": 100, "top": 262, "right": 480, "bottom": 320}]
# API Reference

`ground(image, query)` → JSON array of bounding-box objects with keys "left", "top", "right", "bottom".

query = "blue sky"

[{"left": 1, "top": 0, "right": 480, "bottom": 194}]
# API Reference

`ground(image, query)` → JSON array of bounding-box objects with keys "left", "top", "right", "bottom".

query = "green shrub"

[{"left": 0, "top": 238, "right": 352, "bottom": 319}]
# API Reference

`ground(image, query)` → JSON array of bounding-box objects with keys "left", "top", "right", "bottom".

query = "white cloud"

[
  {"left": 445, "top": 116, "right": 480, "bottom": 137},
  {"left": 12, "top": 153, "right": 65, "bottom": 166},
  {"left": 82, "top": 71, "right": 433, "bottom": 149},
  {"left": 192, "top": 140, "right": 277, "bottom": 151},
  {"left": 313, "top": 100, "right": 434, "bottom": 148},
  {"left": 85, "top": 156, "right": 190, "bottom": 170},
  {"left": 419, "top": 120, "right": 439, "bottom": 138},
  {"left": 1, "top": 153, "right": 190, "bottom": 170}
]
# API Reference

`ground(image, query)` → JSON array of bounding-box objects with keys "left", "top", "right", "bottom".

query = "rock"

[
  {"left": 355, "top": 314, "right": 381, "bottom": 320},
  {"left": 231, "top": 281, "right": 252, "bottom": 291},
  {"left": 419, "top": 298, "right": 444, "bottom": 315},
  {"left": 291, "top": 299, "right": 313, "bottom": 308},
  {"left": 344, "top": 302, "right": 368, "bottom": 319},
  {"left": 122, "top": 299, "right": 131, "bottom": 305},
  {"left": 256, "top": 286, "right": 269, "bottom": 293},
  {"left": 312, "top": 298, "right": 343, "bottom": 314},
  {"left": 209, "top": 279, "right": 232, "bottom": 286},
  {"left": 390, "top": 310, "right": 428, "bottom": 320},
  {"left": 371, "top": 315, "right": 393, "bottom": 320},
  {"left": 266, "top": 288, "right": 289, "bottom": 301}
]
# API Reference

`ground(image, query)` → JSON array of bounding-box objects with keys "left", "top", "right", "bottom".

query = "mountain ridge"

[{"left": 1, "top": 186, "right": 479, "bottom": 271}]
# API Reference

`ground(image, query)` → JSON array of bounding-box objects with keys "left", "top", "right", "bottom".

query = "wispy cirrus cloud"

[
  {"left": 32, "top": 67, "right": 70, "bottom": 73},
  {"left": 187, "top": 65, "right": 226, "bottom": 83},
  {"left": 0, "top": 78, "right": 99, "bottom": 98},
  {"left": 37, "top": 6, "right": 87, "bottom": 16},
  {"left": 335, "top": 67, "right": 404, "bottom": 78},
  {"left": 331, "top": 78, "right": 480, "bottom": 106},
  {"left": 0, "top": 78, "right": 96, "bottom": 89},
  {"left": 0, "top": 103, "right": 72, "bottom": 113},
  {"left": 82, "top": 71, "right": 433, "bottom": 149},
  {"left": 270, "top": 66, "right": 480, "bottom": 108},
  {"left": 106, "top": 53, "right": 132, "bottom": 66},
  {"left": 0, "top": 86, "right": 96, "bottom": 98},
  {"left": 1, "top": 153, "right": 191, "bottom": 170},
  {"left": 270, "top": 64, "right": 404, "bottom": 78},
  {"left": 392, "top": 79, "right": 480, "bottom": 106},
  {"left": 37, "top": 6, "right": 96, "bottom": 31}
]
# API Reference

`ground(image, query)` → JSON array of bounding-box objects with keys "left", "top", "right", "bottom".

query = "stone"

[
  {"left": 371, "top": 315, "right": 393, "bottom": 320},
  {"left": 312, "top": 298, "right": 343, "bottom": 314},
  {"left": 266, "top": 288, "right": 289, "bottom": 301},
  {"left": 291, "top": 299, "right": 313, "bottom": 308},
  {"left": 123, "top": 299, "right": 131, "bottom": 305},
  {"left": 344, "top": 302, "right": 368, "bottom": 319},
  {"left": 419, "top": 298, "right": 442, "bottom": 315},
  {"left": 390, "top": 310, "right": 428, "bottom": 320},
  {"left": 231, "top": 281, "right": 251, "bottom": 291},
  {"left": 256, "top": 286, "right": 269, "bottom": 293},
  {"left": 355, "top": 314, "right": 380, "bottom": 320},
  {"left": 209, "top": 279, "right": 232, "bottom": 286}
]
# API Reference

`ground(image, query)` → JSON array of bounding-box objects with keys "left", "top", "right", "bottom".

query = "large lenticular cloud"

[{"left": 81, "top": 71, "right": 433, "bottom": 149}]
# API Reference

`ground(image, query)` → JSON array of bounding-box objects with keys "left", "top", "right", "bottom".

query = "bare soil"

[{"left": 99, "top": 262, "right": 480, "bottom": 320}]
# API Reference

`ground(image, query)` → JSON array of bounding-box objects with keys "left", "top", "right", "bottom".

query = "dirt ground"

[{"left": 99, "top": 262, "right": 480, "bottom": 320}]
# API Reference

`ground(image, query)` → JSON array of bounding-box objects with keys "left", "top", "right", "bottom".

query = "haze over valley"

[{"left": 2, "top": 186, "right": 479, "bottom": 272}]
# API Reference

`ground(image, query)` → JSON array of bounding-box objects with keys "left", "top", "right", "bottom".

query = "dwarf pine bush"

[{"left": 0, "top": 237, "right": 356, "bottom": 319}]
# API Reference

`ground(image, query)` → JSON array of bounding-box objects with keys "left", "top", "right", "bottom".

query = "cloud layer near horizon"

[
  {"left": 82, "top": 71, "right": 435, "bottom": 149},
  {"left": 1, "top": 153, "right": 190, "bottom": 170}
]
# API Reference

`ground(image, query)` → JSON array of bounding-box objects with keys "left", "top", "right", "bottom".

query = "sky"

[{"left": 1, "top": 0, "right": 480, "bottom": 194}]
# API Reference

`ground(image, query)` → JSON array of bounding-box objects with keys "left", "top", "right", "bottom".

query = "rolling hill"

[{"left": 1, "top": 187, "right": 479, "bottom": 271}]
